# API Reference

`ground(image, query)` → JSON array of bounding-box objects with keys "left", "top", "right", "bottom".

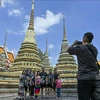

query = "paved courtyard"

[
  {"left": 0, "top": 96, "right": 78, "bottom": 100},
  {"left": 0, "top": 97, "right": 78, "bottom": 100},
  {"left": 0, "top": 93, "right": 78, "bottom": 100}
]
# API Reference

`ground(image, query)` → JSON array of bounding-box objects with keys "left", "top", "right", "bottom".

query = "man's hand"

[
  {"left": 72, "top": 40, "right": 79, "bottom": 46},
  {"left": 67, "top": 40, "right": 79, "bottom": 52}
]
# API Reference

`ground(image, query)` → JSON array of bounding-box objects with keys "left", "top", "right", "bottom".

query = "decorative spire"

[
  {"left": 3, "top": 32, "right": 8, "bottom": 59},
  {"left": 4, "top": 32, "right": 7, "bottom": 49},
  {"left": 28, "top": 0, "right": 34, "bottom": 30},
  {"left": 46, "top": 38, "right": 48, "bottom": 54},
  {"left": 63, "top": 13, "right": 67, "bottom": 41}
]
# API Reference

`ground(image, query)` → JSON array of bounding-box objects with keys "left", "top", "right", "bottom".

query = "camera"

[{"left": 76, "top": 41, "right": 82, "bottom": 45}]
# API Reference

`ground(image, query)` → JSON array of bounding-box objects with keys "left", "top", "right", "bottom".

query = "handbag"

[{"left": 86, "top": 45, "right": 100, "bottom": 69}]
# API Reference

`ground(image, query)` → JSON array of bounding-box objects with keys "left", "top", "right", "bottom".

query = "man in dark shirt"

[
  {"left": 47, "top": 69, "right": 54, "bottom": 96},
  {"left": 68, "top": 32, "right": 100, "bottom": 100},
  {"left": 39, "top": 67, "right": 47, "bottom": 98}
]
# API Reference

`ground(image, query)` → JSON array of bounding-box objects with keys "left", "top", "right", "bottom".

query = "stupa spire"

[
  {"left": 4, "top": 32, "right": 7, "bottom": 49},
  {"left": 28, "top": 0, "right": 34, "bottom": 30},
  {"left": 24, "top": 0, "right": 36, "bottom": 43},
  {"left": 3, "top": 32, "right": 8, "bottom": 59},
  {"left": 63, "top": 13, "right": 67, "bottom": 41},
  {"left": 42, "top": 38, "right": 51, "bottom": 72}
]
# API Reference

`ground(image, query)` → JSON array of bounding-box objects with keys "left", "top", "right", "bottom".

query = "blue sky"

[{"left": 0, "top": 0, "right": 100, "bottom": 66}]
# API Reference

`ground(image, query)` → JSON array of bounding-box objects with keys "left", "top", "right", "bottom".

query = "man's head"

[
  {"left": 42, "top": 67, "right": 45, "bottom": 72},
  {"left": 82, "top": 32, "right": 94, "bottom": 44}
]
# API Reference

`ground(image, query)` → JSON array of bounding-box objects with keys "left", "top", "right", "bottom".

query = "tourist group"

[{"left": 17, "top": 67, "right": 63, "bottom": 100}]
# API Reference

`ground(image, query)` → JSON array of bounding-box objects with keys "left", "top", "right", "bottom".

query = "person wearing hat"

[{"left": 67, "top": 32, "right": 100, "bottom": 100}]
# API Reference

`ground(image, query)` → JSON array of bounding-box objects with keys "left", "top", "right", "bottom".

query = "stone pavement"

[
  {"left": 0, "top": 97, "right": 78, "bottom": 100},
  {"left": 0, "top": 93, "right": 16, "bottom": 100},
  {"left": 0, "top": 94, "right": 78, "bottom": 100}
]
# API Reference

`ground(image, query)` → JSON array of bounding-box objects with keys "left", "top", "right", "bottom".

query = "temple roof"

[{"left": 0, "top": 46, "right": 14, "bottom": 62}]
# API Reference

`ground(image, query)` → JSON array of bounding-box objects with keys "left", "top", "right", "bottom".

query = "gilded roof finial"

[{"left": 28, "top": 0, "right": 34, "bottom": 30}]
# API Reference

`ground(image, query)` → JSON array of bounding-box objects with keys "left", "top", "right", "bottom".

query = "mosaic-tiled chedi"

[
  {"left": 10, "top": 0, "right": 42, "bottom": 73},
  {"left": 0, "top": 33, "right": 14, "bottom": 72},
  {"left": 56, "top": 14, "right": 78, "bottom": 96},
  {"left": 0, "top": 0, "right": 42, "bottom": 94},
  {"left": 0, "top": 34, "right": 18, "bottom": 93},
  {"left": 42, "top": 39, "right": 52, "bottom": 73}
]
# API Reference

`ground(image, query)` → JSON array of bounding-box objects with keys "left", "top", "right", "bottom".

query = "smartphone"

[{"left": 77, "top": 41, "right": 82, "bottom": 45}]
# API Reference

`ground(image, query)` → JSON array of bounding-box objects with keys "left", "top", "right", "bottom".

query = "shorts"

[
  {"left": 24, "top": 86, "right": 28, "bottom": 91},
  {"left": 24, "top": 84, "right": 31, "bottom": 92},
  {"left": 40, "top": 83, "right": 47, "bottom": 88},
  {"left": 47, "top": 83, "right": 53, "bottom": 88}
]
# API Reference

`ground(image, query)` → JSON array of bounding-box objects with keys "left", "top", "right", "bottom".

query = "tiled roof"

[{"left": 0, "top": 47, "right": 14, "bottom": 62}]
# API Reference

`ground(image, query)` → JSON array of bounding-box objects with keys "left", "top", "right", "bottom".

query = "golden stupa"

[
  {"left": 10, "top": 0, "right": 42, "bottom": 73},
  {"left": 42, "top": 39, "right": 53, "bottom": 73},
  {"left": 0, "top": 0, "right": 42, "bottom": 93},
  {"left": 56, "top": 14, "right": 78, "bottom": 96}
]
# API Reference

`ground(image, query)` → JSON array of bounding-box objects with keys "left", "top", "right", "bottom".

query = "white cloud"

[
  {"left": 48, "top": 44, "right": 54, "bottom": 49},
  {"left": 25, "top": 15, "right": 30, "bottom": 20},
  {"left": 7, "top": 29, "right": 23, "bottom": 35},
  {"left": 49, "top": 56, "right": 53, "bottom": 60},
  {"left": 8, "top": 8, "right": 23, "bottom": 16},
  {"left": 1, "top": 0, "right": 15, "bottom": 8},
  {"left": 35, "top": 10, "right": 63, "bottom": 35}
]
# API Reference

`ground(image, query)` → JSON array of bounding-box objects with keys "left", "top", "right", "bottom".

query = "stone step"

[
  {"left": 0, "top": 88, "right": 18, "bottom": 94},
  {"left": 0, "top": 93, "right": 17, "bottom": 98},
  {"left": 61, "top": 88, "right": 77, "bottom": 93}
]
